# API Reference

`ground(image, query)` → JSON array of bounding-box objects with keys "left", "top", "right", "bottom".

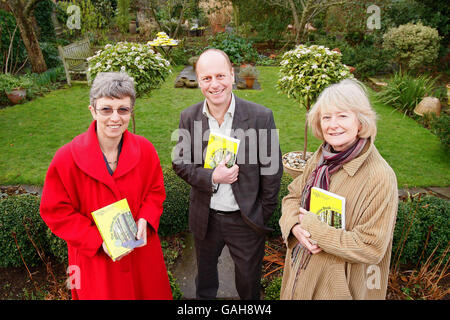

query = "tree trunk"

[
  {"left": 302, "top": 98, "right": 310, "bottom": 161},
  {"left": 287, "top": 0, "right": 300, "bottom": 43},
  {"left": 7, "top": 0, "right": 47, "bottom": 73}
]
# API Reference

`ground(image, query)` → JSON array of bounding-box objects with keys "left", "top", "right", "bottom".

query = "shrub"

[
  {"left": 0, "top": 73, "right": 33, "bottom": 93},
  {"left": 158, "top": 167, "right": 190, "bottom": 237},
  {"left": 264, "top": 276, "right": 282, "bottom": 300},
  {"left": 376, "top": 72, "right": 438, "bottom": 115},
  {"left": 0, "top": 194, "right": 47, "bottom": 267},
  {"left": 392, "top": 195, "right": 449, "bottom": 267},
  {"left": 267, "top": 173, "right": 292, "bottom": 237},
  {"left": 206, "top": 33, "right": 259, "bottom": 65},
  {"left": 341, "top": 43, "right": 393, "bottom": 79},
  {"left": 87, "top": 42, "right": 171, "bottom": 97},
  {"left": 429, "top": 114, "right": 450, "bottom": 152},
  {"left": 168, "top": 270, "right": 183, "bottom": 300},
  {"left": 277, "top": 44, "right": 353, "bottom": 107},
  {"left": 383, "top": 22, "right": 441, "bottom": 71}
]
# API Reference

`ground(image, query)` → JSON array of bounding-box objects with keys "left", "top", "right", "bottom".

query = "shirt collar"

[{"left": 202, "top": 93, "right": 235, "bottom": 120}]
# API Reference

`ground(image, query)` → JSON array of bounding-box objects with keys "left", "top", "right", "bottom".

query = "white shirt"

[{"left": 202, "top": 94, "right": 240, "bottom": 211}]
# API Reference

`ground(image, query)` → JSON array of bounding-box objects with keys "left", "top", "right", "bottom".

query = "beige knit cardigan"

[{"left": 279, "top": 140, "right": 398, "bottom": 300}]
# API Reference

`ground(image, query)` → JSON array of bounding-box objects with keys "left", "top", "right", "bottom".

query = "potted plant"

[
  {"left": 188, "top": 56, "right": 199, "bottom": 71},
  {"left": 238, "top": 65, "right": 259, "bottom": 89},
  {"left": 0, "top": 73, "right": 32, "bottom": 105},
  {"left": 277, "top": 44, "right": 352, "bottom": 178}
]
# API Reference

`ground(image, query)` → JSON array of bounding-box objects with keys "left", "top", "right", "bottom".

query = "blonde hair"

[{"left": 308, "top": 78, "right": 377, "bottom": 141}]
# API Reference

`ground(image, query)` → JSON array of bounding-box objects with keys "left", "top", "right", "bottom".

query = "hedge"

[{"left": 392, "top": 195, "right": 449, "bottom": 267}]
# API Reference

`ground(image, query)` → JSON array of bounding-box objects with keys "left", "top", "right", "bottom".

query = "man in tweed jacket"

[{"left": 172, "top": 49, "right": 283, "bottom": 299}]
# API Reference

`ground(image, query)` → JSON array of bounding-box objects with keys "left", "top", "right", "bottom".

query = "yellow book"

[
  {"left": 310, "top": 187, "right": 346, "bottom": 230},
  {"left": 204, "top": 131, "right": 240, "bottom": 169},
  {"left": 91, "top": 198, "right": 144, "bottom": 261}
]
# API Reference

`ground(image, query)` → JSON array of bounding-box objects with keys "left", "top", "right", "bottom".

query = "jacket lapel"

[{"left": 231, "top": 96, "right": 249, "bottom": 134}]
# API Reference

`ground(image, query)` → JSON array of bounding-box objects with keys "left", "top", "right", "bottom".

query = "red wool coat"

[{"left": 40, "top": 121, "right": 172, "bottom": 300}]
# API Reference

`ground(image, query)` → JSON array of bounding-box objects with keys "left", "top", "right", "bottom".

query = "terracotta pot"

[
  {"left": 244, "top": 77, "right": 255, "bottom": 89},
  {"left": 6, "top": 88, "right": 26, "bottom": 104},
  {"left": 211, "top": 24, "right": 225, "bottom": 34},
  {"left": 129, "top": 20, "right": 137, "bottom": 34}
]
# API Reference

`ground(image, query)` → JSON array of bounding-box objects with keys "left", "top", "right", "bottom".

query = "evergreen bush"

[
  {"left": 0, "top": 194, "right": 47, "bottom": 267},
  {"left": 263, "top": 276, "right": 282, "bottom": 300},
  {"left": 383, "top": 22, "right": 441, "bottom": 71},
  {"left": 392, "top": 195, "right": 449, "bottom": 267},
  {"left": 158, "top": 167, "right": 190, "bottom": 237},
  {"left": 429, "top": 114, "right": 450, "bottom": 152}
]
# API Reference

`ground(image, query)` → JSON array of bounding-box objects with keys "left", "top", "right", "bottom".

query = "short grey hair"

[
  {"left": 90, "top": 72, "right": 136, "bottom": 108},
  {"left": 308, "top": 78, "right": 378, "bottom": 141}
]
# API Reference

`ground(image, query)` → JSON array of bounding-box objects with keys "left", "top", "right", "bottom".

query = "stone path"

[{"left": 172, "top": 232, "right": 239, "bottom": 300}]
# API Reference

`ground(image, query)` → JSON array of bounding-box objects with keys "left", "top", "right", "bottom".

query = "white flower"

[
  {"left": 305, "top": 86, "right": 310, "bottom": 91},
  {"left": 312, "top": 64, "right": 318, "bottom": 69},
  {"left": 340, "top": 71, "right": 347, "bottom": 76},
  {"left": 120, "top": 66, "right": 126, "bottom": 72}
]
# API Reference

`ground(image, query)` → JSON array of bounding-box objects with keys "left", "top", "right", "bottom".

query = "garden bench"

[{"left": 58, "top": 38, "right": 92, "bottom": 86}]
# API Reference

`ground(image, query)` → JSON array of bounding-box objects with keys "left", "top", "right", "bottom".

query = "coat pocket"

[{"left": 314, "top": 263, "right": 353, "bottom": 300}]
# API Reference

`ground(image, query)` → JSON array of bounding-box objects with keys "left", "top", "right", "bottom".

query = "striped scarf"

[
  {"left": 300, "top": 138, "right": 367, "bottom": 210},
  {"left": 291, "top": 138, "right": 367, "bottom": 283}
]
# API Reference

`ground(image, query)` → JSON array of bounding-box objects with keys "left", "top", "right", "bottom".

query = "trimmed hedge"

[
  {"left": 0, "top": 194, "right": 47, "bottom": 267},
  {"left": 392, "top": 195, "right": 449, "bottom": 267}
]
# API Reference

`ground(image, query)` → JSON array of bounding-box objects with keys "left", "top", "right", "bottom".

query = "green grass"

[{"left": 0, "top": 66, "right": 448, "bottom": 187}]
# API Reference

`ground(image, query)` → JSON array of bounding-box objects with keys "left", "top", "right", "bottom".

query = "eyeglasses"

[{"left": 95, "top": 107, "right": 132, "bottom": 116}]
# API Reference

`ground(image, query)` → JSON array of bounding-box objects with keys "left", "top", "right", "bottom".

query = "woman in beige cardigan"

[{"left": 280, "top": 79, "right": 398, "bottom": 300}]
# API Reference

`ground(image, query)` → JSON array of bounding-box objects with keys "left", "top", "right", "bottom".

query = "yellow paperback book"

[
  {"left": 310, "top": 187, "right": 346, "bottom": 229},
  {"left": 204, "top": 131, "right": 240, "bottom": 169},
  {"left": 91, "top": 198, "right": 144, "bottom": 261}
]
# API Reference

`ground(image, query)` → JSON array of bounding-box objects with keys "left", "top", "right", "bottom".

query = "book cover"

[
  {"left": 309, "top": 187, "right": 346, "bottom": 229},
  {"left": 204, "top": 131, "right": 240, "bottom": 169},
  {"left": 91, "top": 198, "right": 144, "bottom": 261}
]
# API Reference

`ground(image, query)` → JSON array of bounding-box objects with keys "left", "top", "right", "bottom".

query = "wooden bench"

[{"left": 58, "top": 38, "right": 92, "bottom": 86}]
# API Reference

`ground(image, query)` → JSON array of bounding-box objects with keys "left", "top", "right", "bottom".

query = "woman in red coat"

[{"left": 40, "top": 72, "right": 172, "bottom": 300}]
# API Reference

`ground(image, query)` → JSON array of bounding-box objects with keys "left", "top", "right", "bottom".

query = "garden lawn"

[{"left": 0, "top": 66, "right": 448, "bottom": 187}]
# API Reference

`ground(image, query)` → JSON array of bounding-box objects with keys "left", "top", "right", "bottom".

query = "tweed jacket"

[
  {"left": 172, "top": 96, "right": 283, "bottom": 240},
  {"left": 279, "top": 140, "right": 398, "bottom": 300}
]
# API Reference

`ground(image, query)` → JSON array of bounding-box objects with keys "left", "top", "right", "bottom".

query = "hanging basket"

[{"left": 282, "top": 151, "right": 313, "bottom": 179}]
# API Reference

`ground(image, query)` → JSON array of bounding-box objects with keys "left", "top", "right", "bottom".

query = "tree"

[
  {"left": 2, "top": 0, "right": 47, "bottom": 73},
  {"left": 263, "top": 0, "right": 352, "bottom": 44},
  {"left": 277, "top": 45, "right": 352, "bottom": 160}
]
